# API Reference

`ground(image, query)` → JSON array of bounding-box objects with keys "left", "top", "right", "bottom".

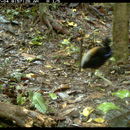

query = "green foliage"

[
  {"left": 29, "top": 34, "right": 45, "bottom": 46},
  {"left": 10, "top": 71, "right": 25, "bottom": 81},
  {"left": 112, "top": 89, "right": 130, "bottom": 99},
  {"left": 0, "top": 85, "right": 3, "bottom": 89},
  {"left": 0, "top": 85, "right": 4, "bottom": 93},
  {"left": 6, "top": 9, "right": 19, "bottom": 20},
  {"left": 0, "top": 58, "right": 11, "bottom": 77},
  {"left": 5, "top": 6, "right": 37, "bottom": 20},
  {"left": 21, "top": 8, "right": 37, "bottom": 18},
  {"left": 67, "top": 44, "right": 80, "bottom": 53},
  {"left": 17, "top": 94, "right": 26, "bottom": 105},
  {"left": 29, "top": 92, "right": 48, "bottom": 113},
  {"left": 0, "top": 58, "right": 10, "bottom": 68},
  {"left": 97, "top": 102, "right": 120, "bottom": 114},
  {"left": 49, "top": 3, "right": 61, "bottom": 10},
  {"left": 61, "top": 39, "right": 70, "bottom": 45},
  {"left": 49, "top": 93, "right": 58, "bottom": 100},
  {"left": 95, "top": 90, "right": 130, "bottom": 126},
  {"left": 21, "top": 9, "right": 32, "bottom": 18},
  {"left": 60, "top": 39, "right": 80, "bottom": 54}
]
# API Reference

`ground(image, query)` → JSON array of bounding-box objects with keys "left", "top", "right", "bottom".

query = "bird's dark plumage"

[{"left": 81, "top": 37, "right": 112, "bottom": 69}]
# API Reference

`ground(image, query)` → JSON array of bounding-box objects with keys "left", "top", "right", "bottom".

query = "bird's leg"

[
  {"left": 87, "top": 69, "right": 96, "bottom": 87},
  {"left": 94, "top": 70, "right": 113, "bottom": 85},
  {"left": 88, "top": 72, "right": 93, "bottom": 77}
]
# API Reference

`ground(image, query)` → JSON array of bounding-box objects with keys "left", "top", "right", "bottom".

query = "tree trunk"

[{"left": 112, "top": 3, "right": 129, "bottom": 64}]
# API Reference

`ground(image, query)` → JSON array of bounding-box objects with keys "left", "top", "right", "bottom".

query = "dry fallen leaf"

[
  {"left": 44, "top": 64, "right": 53, "bottom": 69},
  {"left": 26, "top": 73, "right": 37, "bottom": 78},
  {"left": 67, "top": 21, "right": 77, "bottom": 27},
  {"left": 53, "top": 84, "right": 70, "bottom": 93},
  {"left": 93, "top": 117, "right": 105, "bottom": 123},
  {"left": 21, "top": 53, "right": 37, "bottom": 61},
  {"left": 81, "top": 107, "right": 94, "bottom": 117}
]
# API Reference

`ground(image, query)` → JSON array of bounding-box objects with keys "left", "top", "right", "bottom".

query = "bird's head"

[{"left": 102, "top": 37, "right": 112, "bottom": 47}]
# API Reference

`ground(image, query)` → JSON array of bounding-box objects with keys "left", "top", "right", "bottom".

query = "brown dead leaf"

[
  {"left": 21, "top": 53, "right": 37, "bottom": 61},
  {"left": 98, "top": 7, "right": 106, "bottom": 15},
  {"left": 21, "top": 53, "right": 43, "bottom": 62},
  {"left": 60, "top": 102, "right": 67, "bottom": 109},
  {"left": 67, "top": 95, "right": 84, "bottom": 104},
  {"left": 0, "top": 80, "right": 4, "bottom": 84},
  {"left": 53, "top": 84, "right": 71, "bottom": 93},
  {"left": 87, "top": 92, "right": 105, "bottom": 99},
  {"left": 81, "top": 122, "right": 106, "bottom": 127},
  {"left": 73, "top": 118, "right": 82, "bottom": 126},
  {"left": 76, "top": 37, "right": 82, "bottom": 41},
  {"left": 60, "top": 108, "right": 78, "bottom": 117},
  {"left": 122, "top": 81, "right": 130, "bottom": 85}
]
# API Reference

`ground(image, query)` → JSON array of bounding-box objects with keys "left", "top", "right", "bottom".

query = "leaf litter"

[{"left": 0, "top": 4, "right": 130, "bottom": 127}]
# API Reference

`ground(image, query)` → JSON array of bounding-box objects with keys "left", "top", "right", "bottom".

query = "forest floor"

[{"left": 0, "top": 4, "right": 130, "bottom": 127}]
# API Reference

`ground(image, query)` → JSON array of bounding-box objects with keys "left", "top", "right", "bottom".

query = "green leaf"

[
  {"left": 97, "top": 102, "right": 120, "bottom": 114},
  {"left": 31, "top": 92, "right": 47, "bottom": 113},
  {"left": 49, "top": 93, "right": 58, "bottom": 100},
  {"left": 69, "top": 44, "right": 80, "bottom": 53},
  {"left": 0, "top": 85, "right": 3, "bottom": 89},
  {"left": 10, "top": 71, "right": 25, "bottom": 81},
  {"left": 61, "top": 39, "right": 70, "bottom": 45},
  {"left": 17, "top": 94, "right": 26, "bottom": 105},
  {"left": 29, "top": 35, "right": 44, "bottom": 46},
  {"left": 112, "top": 89, "right": 130, "bottom": 99},
  {"left": 109, "top": 57, "right": 116, "bottom": 62},
  {"left": 29, "top": 40, "right": 42, "bottom": 46}
]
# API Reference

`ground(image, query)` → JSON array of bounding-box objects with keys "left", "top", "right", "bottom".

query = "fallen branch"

[{"left": 0, "top": 102, "right": 56, "bottom": 127}]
